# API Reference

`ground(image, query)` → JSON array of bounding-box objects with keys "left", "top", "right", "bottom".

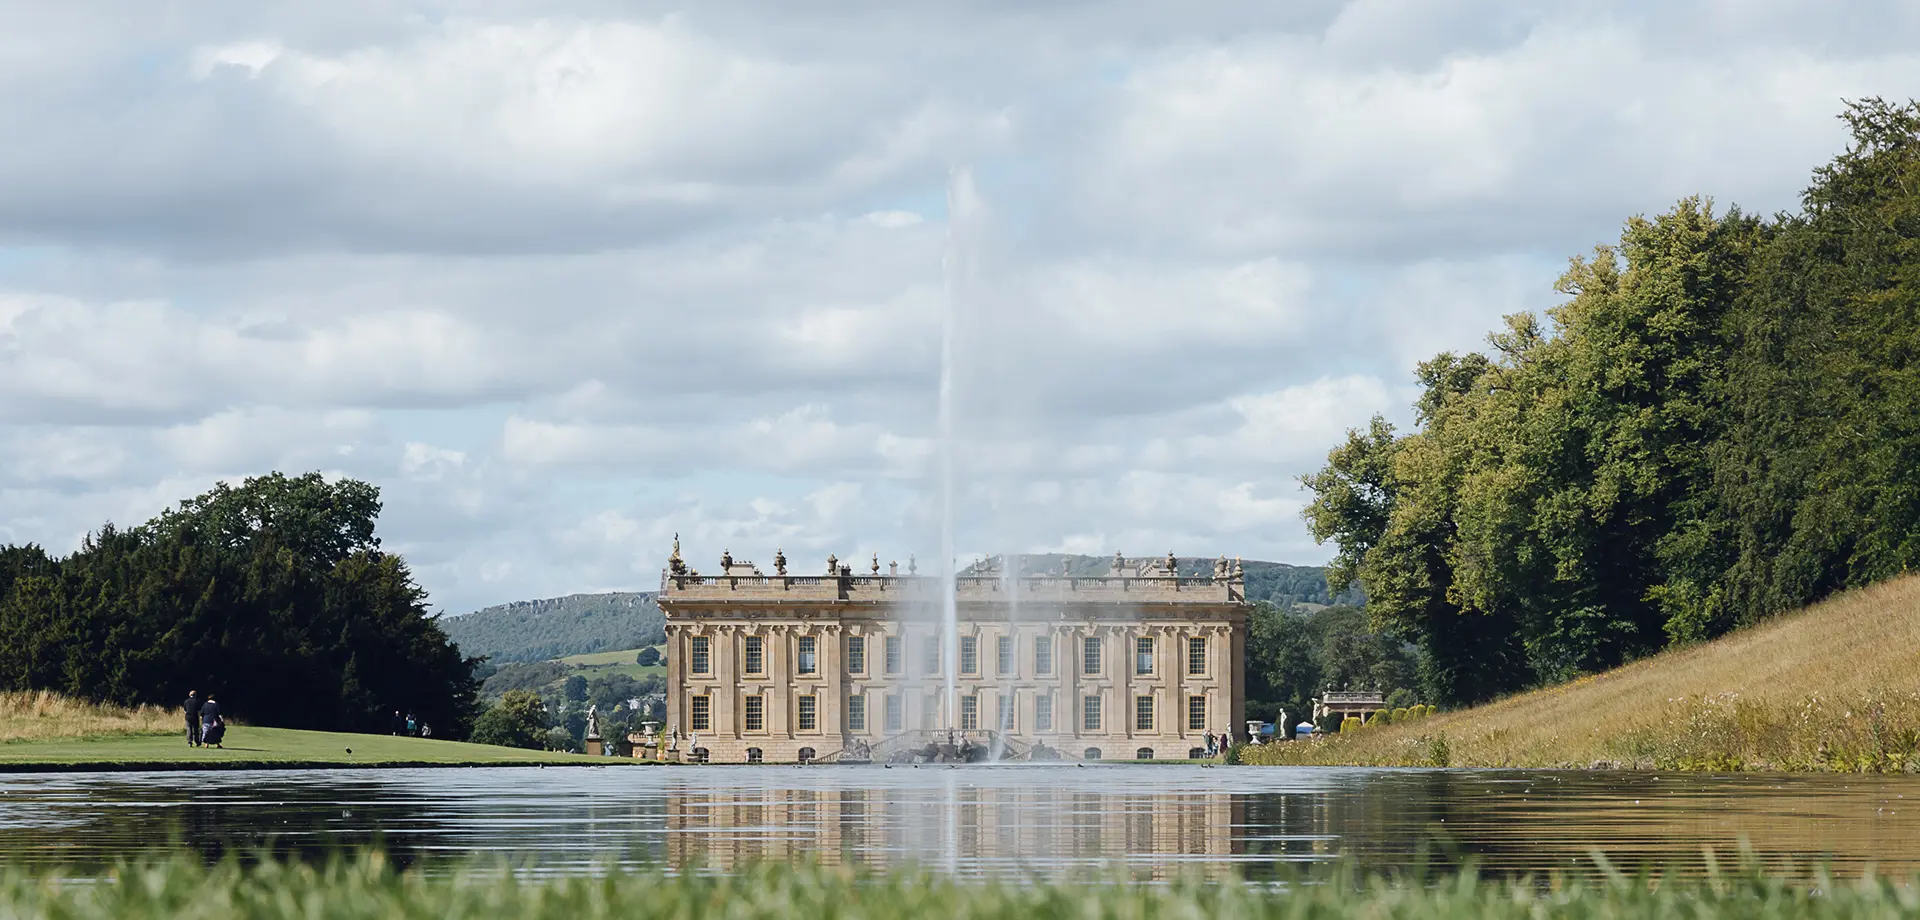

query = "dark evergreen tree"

[{"left": 0, "top": 473, "right": 480, "bottom": 736}]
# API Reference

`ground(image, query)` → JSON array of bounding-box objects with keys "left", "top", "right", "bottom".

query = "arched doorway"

[
  {"left": 1083, "top": 747, "right": 1102, "bottom": 761},
  {"left": 692, "top": 747, "right": 710, "bottom": 763},
  {"left": 798, "top": 746, "right": 817, "bottom": 764},
  {"left": 1135, "top": 747, "right": 1154, "bottom": 760},
  {"left": 746, "top": 747, "right": 763, "bottom": 763},
  {"left": 1188, "top": 747, "right": 1206, "bottom": 759}
]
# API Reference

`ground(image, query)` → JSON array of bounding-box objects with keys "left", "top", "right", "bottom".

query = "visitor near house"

[{"left": 183, "top": 690, "right": 203, "bottom": 747}]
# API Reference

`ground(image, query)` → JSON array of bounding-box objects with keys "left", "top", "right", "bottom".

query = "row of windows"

[
  {"left": 688, "top": 634, "right": 1211, "bottom": 679},
  {"left": 687, "top": 692, "right": 1210, "bottom": 734}
]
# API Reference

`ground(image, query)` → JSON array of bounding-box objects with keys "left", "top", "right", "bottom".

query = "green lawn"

[
  {"left": 558, "top": 645, "right": 661, "bottom": 666},
  {"left": 556, "top": 645, "right": 666, "bottom": 681},
  {"left": 0, "top": 726, "right": 621, "bottom": 770}
]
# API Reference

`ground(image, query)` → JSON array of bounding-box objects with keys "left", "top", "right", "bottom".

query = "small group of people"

[
  {"left": 1204, "top": 731, "right": 1233, "bottom": 758},
  {"left": 390, "top": 710, "right": 431, "bottom": 738},
  {"left": 183, "top": 690, "right": 226, "bottom": 748}
]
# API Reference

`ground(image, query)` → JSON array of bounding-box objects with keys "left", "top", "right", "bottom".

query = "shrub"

[{"left": 469, "top": 691, "right": 550, "bottom": 750}]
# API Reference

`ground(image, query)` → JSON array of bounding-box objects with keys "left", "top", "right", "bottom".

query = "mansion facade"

[{"left": 660, "top": 543, "right": 1250, "bottom": 764}]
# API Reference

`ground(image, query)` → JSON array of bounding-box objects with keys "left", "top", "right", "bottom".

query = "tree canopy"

[
  {"left": 0, "top": 472, "right": 480, "bottom": 735},
  {"left": 1302, "top": 99, "right": 1920, "bottom": 705}
]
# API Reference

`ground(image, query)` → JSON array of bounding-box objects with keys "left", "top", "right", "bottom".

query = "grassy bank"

[
  {"left": 1244, "top": 574, "right": 1920, "bottom": 771},
  {"left": 556, "top": 645, "right": 666, "bottom": 681},
  {"left": 1, "top": 691, "right": 178, "bottom": 742},
  {"left": 0, "top": 691, "right": 615, "bottom": 770},
  {"left": 0, "top": 725, "right": 617, "bottom": 770},
  {"left": 2, "top": 853, "right": 1913, "bottom": 919}
]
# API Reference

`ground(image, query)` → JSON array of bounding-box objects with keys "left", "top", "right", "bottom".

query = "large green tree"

[
  {"left": 0, "top": 473, "right": 480, "bottom": 736},
  {"left": 1300, "top": 99, "right": 1920, "bottom": 705}
]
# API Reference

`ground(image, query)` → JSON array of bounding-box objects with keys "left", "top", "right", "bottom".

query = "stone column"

[
  {"left": 772, "top": 619, "right": 792, "bottom": 737},
  {"left": 1229, "top": 620, "right": 1246, "bottom": 742},
  {"left": 1061, "top": 624, "right": 1080, "bottom": 741},
  {"left": 716, "top": 623, "right": 737, "bottom": 736},
  {"left": 665, "top": 623, "right": 683, "bottom": 737},
  {"left": 822, "top": 622, "right": 843, "bottom": 740}
]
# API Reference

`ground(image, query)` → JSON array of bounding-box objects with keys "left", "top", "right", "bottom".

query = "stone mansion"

[{"left": 659, "top": 541, "right": 1251, "bottom": 764}]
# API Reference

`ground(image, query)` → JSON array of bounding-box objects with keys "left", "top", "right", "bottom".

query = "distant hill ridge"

[
  {"left": 442, "top": 592, "right": 664, "bottom": 664},
  {"left": 445, "top": 557, "right": 1353, "bottom": 664}
]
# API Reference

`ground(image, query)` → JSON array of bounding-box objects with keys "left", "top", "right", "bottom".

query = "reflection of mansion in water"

[{"left": 660, "top": 541, "right": 1250, "bottom": 764}]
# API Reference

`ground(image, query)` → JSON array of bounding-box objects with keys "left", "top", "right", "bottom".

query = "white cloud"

[{"left": 4, "top": 1, "right": 1919, "bottom": 613}]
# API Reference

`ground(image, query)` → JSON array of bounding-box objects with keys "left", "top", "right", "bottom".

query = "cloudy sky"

[{"left": 4, "top": 1, "right": 1918, "bottom": 614}]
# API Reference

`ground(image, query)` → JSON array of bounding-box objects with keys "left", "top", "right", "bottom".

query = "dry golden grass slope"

[
  {"left": 1245, "top": 574, "right": 1920, "bottom": 771},
  {"left": 1, "top": 690, "right": 178, "bottom": 742}
]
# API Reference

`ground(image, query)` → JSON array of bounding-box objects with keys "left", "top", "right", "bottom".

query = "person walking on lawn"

[
  {"left": 200, "top": 694, "right": 226, "bottom": 748},
  {"left": 184, "top": 690, "right": 203, "bottom": 747}
]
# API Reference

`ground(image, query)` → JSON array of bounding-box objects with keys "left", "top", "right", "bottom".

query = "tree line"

[
  {"left": 0, "top": 473, "right": 481, "bottom": 735},
  {"left": 1302, "top": 99, "right": 1920, "bottom": 705}
]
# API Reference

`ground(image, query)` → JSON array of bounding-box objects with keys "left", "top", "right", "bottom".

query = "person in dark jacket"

[
  {"left": 201, "top": 695, "right": 226, "bottom": 748},
  {"left": 184, "top": 691, "right": 203, "bottom": 747}
]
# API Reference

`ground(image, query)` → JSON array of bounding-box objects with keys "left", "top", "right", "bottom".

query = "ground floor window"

[
  {"left": 691, "top": 695, "right": 711, "bottom": 732},
  {"left": 1035, "top": 694, "right": 1053, "bottom": 732},
  {"left": 692, "top": 747, "right": 710, "bottom": 763},
  {"left": 1083, "top": 695, "right": 1102, "bottom": 732},
  {"left": 744, "top": 695, "right": 764, "bottom": 732},
  {"left": 960, "top": 694, "right": 979, "bottom": 730},
  {"left": 1135, "top": 695, "right": 1154, "bottom": 731},
  {"left": 798, "top": 695, "right": 818, "bottom": 731},
  {"left": 885, "top": 694, "right": 903, "bottom": 732},
  {"left": 922, "top": 693, "right": 938, "bottom": 729},
  {"left": 1083, "top": 747, "right": 1102, "bottom": 761},
  {"left": 1188, "top": 747, "right": 1207, "bottom": 759},
  {"left": 1136, "top": 747, "right": 1154, "bottom": 760},
  {"left": 746, "top": 747, "right": 763, "bottom": 763},
  {"left": 847, "top": 694, "right": 866, "bottom": 732},
  {"left": 1187, "top": 695, "right": 1206, "bottom": 731},
  {"left": 996, "top": 694, "right": 1014, "bottom": 731}
]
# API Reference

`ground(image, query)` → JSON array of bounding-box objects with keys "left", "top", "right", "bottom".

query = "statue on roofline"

[
  {"left": 668, "top": 533, "right": 688, "bottom": 576},
  {"left": 774, "top": 548, "right": 787, "bottom": 576}
]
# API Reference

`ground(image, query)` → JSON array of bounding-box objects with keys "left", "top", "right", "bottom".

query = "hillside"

[
  {"left": 1244, "top": 574, "right": 1920, "bottom": 771},
  {"left": 442, "top": 593, "right": 664, "bottom": 664}
]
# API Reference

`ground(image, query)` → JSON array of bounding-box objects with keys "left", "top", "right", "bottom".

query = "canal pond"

[{"left": 3, "top": 765, "right": 1916, "bottom": 879}]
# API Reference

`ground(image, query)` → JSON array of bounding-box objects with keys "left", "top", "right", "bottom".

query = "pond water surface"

[{"left": 3, "top": 765, "right": 1917, "bottom": 879}]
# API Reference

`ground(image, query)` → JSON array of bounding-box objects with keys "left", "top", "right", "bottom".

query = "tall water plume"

[{"left": 937, "top": 167, "right": 984, "bottom": 726}]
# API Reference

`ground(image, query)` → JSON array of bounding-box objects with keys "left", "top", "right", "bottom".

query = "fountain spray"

[{"left": 938, "top": 167, "right": 976, "bottom": 728}]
